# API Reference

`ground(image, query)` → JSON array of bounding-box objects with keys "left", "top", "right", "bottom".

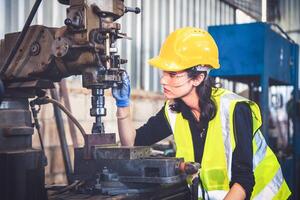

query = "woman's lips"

[{"left": 163, "top": 87, "right": 171, "bottom": 94}]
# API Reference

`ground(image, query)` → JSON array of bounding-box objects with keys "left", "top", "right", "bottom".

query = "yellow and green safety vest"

[{"left": 164, "top": 88, "right": 291, "bottom": 200}]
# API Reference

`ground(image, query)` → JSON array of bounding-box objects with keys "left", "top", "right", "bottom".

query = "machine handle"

[
  {"left": 179, "top": 162, "right": 200, "bottom": 175},
  {"left": 125, "top": 6, "right": 141, "bottom": 14}
]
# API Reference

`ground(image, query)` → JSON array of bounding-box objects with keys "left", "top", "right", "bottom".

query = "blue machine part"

[{"left": 208, "top": 22, "right": 295, "bottom": 85}]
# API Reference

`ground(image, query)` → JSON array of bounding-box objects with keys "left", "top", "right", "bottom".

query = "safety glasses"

[{"left": 159, "top": 71, "right": 190, "bottom": 86}]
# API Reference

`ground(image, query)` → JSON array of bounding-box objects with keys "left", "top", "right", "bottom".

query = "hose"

[
  {"left": 30, "top": 96, "right": 87, "bottom": 142},
  {"left": 48, "top": 180, "right": 84, "bottom": 197}
]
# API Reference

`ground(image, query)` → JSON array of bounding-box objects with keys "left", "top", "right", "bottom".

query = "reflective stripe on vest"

[
  {"left": 164, "top": 88, "right": 291, "bottom": 199},
  {"left": 198, "top": 190, "right": 227, "bottom": 200}
]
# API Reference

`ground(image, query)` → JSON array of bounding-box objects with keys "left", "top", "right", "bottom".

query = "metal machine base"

[
  {"left": 67, "top": 146, "right": 190, "bottom": 199},
  {"left": 0, "top": 149, "right": 47, "bottom": 200}
]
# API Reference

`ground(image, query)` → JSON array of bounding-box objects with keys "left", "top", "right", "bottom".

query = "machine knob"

[
  {"left": 179, "top": 162, "right": 200, "bottom": 175},
  {"left": 51, "top": 37, "right": 71, "bottom": 58},
  {"left": 64, "top": 13, "right": 83, "bottom": 29},
  {"left": 125, "top": 6, "right": 141, "bottom": 14}
]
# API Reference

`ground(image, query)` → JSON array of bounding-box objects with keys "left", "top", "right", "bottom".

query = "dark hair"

[{"left": 169, "top": 66, "right": 217, "bottom": 130}]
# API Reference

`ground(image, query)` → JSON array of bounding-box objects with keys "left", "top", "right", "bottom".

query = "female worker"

[{"left": 112, "top": 27, "right": 290, "bottom": 200}]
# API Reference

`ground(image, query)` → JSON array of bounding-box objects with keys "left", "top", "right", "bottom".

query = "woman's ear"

[{"left": 192, "top": 73, "right": 205, "bottom": 86}]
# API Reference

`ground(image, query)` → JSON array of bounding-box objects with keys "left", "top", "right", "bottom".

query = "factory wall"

[
  {"left": 0, "top": 0, "right": 236, "bottom": 184},
  {"left": 274, "top": 0, "right": 300, "bottom": 89},
  {"left": 274, "top": 0, "right": 300, "bottom": 44}
]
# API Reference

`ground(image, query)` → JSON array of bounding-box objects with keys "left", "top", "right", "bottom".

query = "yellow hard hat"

[{"left": 148, "top": 27, "right": 220, "bottom": 71}]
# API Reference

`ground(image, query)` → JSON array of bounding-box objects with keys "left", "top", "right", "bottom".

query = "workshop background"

[{"left": 1, "top": 0, "right": 299, "bottom": 195}]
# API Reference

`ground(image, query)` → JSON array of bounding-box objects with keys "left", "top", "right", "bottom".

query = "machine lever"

[
  {"left": 125, "top": 6, "right": 141, "bottom": 14},
  {"left": 179, "top": 162, "right": 202, "bottom": 200},
  {"left": 179, "top": 162, "right": 200, "bottom": 175}
]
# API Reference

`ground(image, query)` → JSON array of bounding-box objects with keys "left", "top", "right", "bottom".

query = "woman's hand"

[
  {"left": 112, "top": 72, "right": 131, "bottom": 107},
  {"left": 223, "top": 183, "right": 246, "bottom": 200}
]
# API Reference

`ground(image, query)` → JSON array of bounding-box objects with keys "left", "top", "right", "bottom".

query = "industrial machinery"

[
  {"left": 0, "top": 1, "right": 193, "bottom": 199},
  {"left": 208, "top": 22, "right": 300, "bottom": 200}
]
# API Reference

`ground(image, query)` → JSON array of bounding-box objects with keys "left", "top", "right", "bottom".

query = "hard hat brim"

[
  {"left": 148, "top": 56, "right": 220, "bottom": 71},
  {"left": 148, "top": 56, "right": 190, "bottom": 72}
]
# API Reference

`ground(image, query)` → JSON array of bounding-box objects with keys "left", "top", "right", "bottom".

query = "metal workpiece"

[
  {"left": 83, "top": 133, "right": 116, "bottom": 159},
  {"left": 94, "top": 146, "right": 151, "bottom": 159}
]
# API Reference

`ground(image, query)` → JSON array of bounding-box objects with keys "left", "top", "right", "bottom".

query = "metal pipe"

[
  {"left": 105, "top": 33, "right": 111, "bottom": 69},
  {"left": 0, "top": 0, "right": 42, "bottom": 77},
  {"left": 50, "top": 88, "right": 73, "bottom": 184},
  {"left": 59, "top": 80, "right": 79, "bottom": 148}
]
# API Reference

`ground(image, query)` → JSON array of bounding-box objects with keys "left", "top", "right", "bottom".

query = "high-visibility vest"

[{"left": 164, "top": 88, "right": 291, "bottom": 200}]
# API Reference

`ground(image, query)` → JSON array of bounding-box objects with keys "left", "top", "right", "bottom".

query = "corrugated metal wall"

[
  {"left": 274, "top": 0, "right": 300, "bottom": 44},
  {"left": 0, "top": 0, "right": 235, "bottom": 92},
  {"left": 273, "top": 0, "right": 300, "bottom": 89}
]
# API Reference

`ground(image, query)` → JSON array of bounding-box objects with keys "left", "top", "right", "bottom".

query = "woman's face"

[{"left": 160, "top": 70, "right": 198, "bottom": 100}]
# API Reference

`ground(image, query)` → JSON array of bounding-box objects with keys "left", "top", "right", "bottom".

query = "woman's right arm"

[
  {"left": 117, "top": 105, "right": 172, "bottom": 146},
  {"left": 112, "top": 72, "right": 172, "bottom": 146},
  {"left": 112, "top": 72, "right": 136, "bottom": 146},
  {"left": 117, "top": 106, "right": 136, "bottom": 146}
]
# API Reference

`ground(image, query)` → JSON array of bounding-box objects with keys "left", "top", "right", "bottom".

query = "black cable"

[
  {"left": 30, "top": 103, "right": 48, "bottom": 166},
  {"left": 0, "top": 0, "right": 42, "bottom": 78},
  {"left": 31, "top": 105, "right": 44, "bottom": 150},
  {"left": 199, "top": 177, "right": 206, "bottom": 200},
  {"left": 198, "top": 176, "right": 210, "bottom": 200}
]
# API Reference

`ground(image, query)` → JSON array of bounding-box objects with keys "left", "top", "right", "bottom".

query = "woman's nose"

[{"left": 160, "top": 75, "right": 167, "bottom": 85}]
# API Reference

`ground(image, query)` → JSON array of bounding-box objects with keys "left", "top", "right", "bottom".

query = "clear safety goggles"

[{"left": 159, "top": 71, "right": 190, "bottom": 86}]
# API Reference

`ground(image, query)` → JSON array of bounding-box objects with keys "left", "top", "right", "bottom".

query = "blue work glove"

[{"left": 112, "top": 72, "right": 131, "bottom": 107}]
